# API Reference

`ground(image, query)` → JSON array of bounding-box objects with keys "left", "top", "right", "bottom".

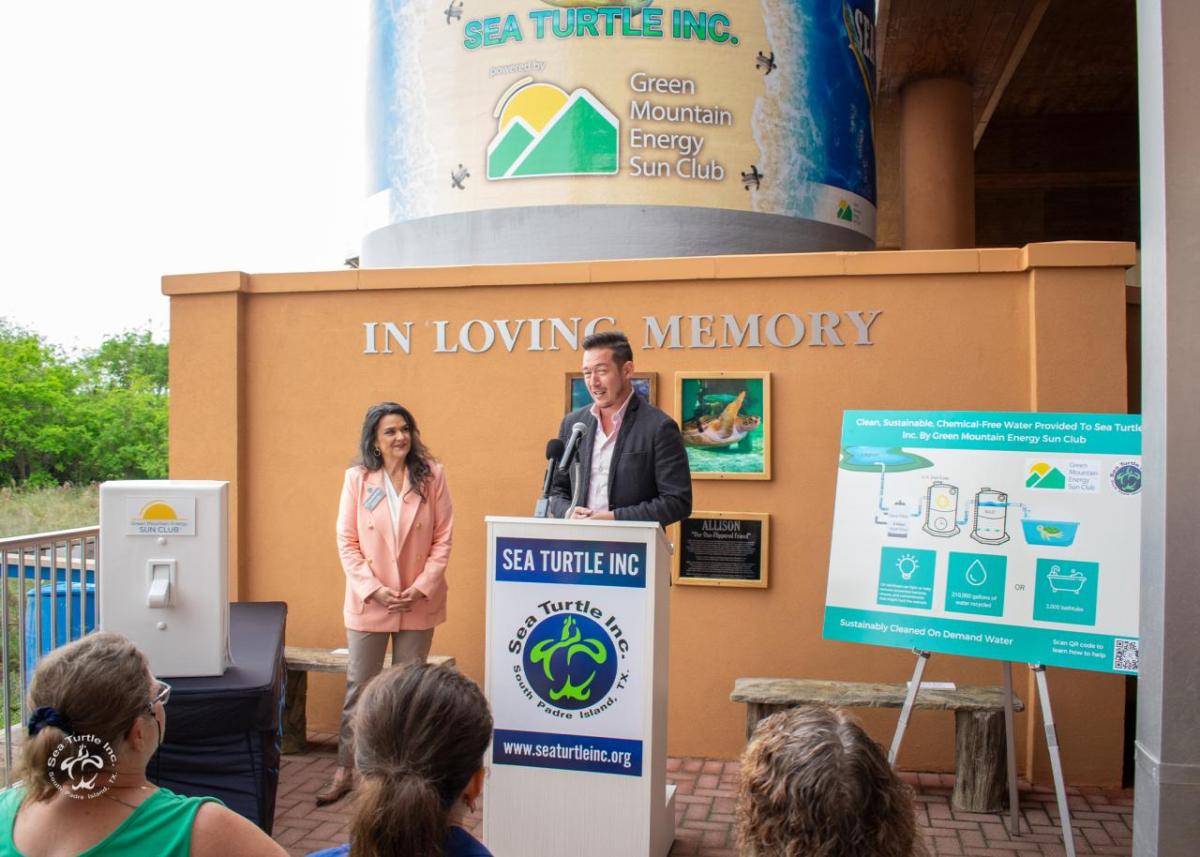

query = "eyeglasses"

[{"left": 149, "top": 680, "right": 172, "bottom": 712}]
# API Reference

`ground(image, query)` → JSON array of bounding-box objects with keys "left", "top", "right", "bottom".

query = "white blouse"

[{"left": 382, "top": 470, "right": 403, "bottom": 534}]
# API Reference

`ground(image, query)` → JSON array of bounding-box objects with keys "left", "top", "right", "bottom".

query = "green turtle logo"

[{"left": 524, "top": 614, "right": 617, "bottom": 709}]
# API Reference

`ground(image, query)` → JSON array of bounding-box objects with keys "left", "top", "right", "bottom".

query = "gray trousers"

[{"left": 337, "top": 627, "right": 434, "bottom": 767}]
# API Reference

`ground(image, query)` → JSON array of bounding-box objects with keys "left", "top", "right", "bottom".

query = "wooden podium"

[{"left": 483, "top": 516, "right": 674, "bottom": 856}]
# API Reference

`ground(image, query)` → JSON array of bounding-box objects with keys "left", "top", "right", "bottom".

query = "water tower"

[{"left": 361, "top": 0, "right": 877, "bottom": 266}]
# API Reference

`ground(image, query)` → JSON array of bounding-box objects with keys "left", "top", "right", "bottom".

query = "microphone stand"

[
  {"left": 534, "top": 458, "right": 554, "bottom": 518},
  {"left": 564, "top": 459, "right": 585, "bottom": 518},
  {"left": 534, "top": 438, "right": 567, "bottom": 518}
]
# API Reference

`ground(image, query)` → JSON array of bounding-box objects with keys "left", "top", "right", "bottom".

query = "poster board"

[{"left": 822, "top": 411, "right": 1142, "bottom": 674}]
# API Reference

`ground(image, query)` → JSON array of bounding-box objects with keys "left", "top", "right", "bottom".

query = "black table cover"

[{"left": 148, "top": 601, "right": 287, "bottom": 833}]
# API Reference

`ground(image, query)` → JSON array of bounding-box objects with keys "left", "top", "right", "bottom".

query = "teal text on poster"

[
  {"left": 823, "top": 607, "right": 1137, "bottom": 674},
  {"left": 841, "top": 411, "right": 1141, "bottom": 456}
]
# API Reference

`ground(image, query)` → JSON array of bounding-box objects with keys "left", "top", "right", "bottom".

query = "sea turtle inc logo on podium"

[
  {"left": 522, "top": 613, "right": 618, "bottom": 712},
  {"left": 487, "top": 78, "right": 619, "bottom": 180}
]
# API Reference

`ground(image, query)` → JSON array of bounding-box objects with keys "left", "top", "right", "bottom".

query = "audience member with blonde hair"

[
  {"left": 308, "top": 662, "right": 493, "bottom": 857},
  {"left": 736, "top": 705, "right": 925, "bottom": 857},
  {"left": 0, "top": 631, "right": 285, "bottom": 857}
]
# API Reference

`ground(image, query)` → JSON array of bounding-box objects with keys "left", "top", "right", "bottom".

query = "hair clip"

[{"left": 27, "top": 706, "right": 72, "bottom": 737}]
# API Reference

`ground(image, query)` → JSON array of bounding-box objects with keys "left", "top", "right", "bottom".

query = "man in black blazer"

[{"left": 549, "top": 331, "right": 692, "bottom": 526}]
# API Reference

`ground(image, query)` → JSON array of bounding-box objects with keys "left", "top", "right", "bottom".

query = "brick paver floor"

[{"left": 273, "top": 733, "right": 1133, "bottom": 857}]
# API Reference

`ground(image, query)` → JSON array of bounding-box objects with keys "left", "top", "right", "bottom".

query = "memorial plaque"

[{"left": 673, "top": 512, "right": 769, "bottom": 588}]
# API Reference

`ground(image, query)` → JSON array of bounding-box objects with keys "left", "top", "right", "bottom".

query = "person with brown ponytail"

[
  {"left": 306, "top": 662, "right": 494, "bottom": 857},
  {"left": 0, "top": 631, "right": 285, "bottom": 857}
]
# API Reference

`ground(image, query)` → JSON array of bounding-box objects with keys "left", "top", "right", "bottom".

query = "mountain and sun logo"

[
  {"left": 1026, "top": 461, "right": 1066, "bottom": 489},
  {"left": 487, "top": 77, "right": 619, "bottom": 180}
]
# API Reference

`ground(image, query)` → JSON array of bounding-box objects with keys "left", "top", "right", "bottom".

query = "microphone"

[
  {"left": 534, "top": 439, "right": 565, "bottom": 518},
  {"left": 557, "top": 422, "right": 587, "bottom": 473}
]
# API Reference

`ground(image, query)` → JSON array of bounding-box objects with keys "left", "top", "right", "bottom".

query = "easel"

[{"left": 888, "top": 650, "right": 1077, "bottom": 857}]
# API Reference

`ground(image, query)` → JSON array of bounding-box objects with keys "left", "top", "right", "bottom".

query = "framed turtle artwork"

[
  {"left": 565, "top": 371, "right": 656, "bottom": 414},
  {"left": 673, "top": 371, "right": 771, "bottom": 480}
]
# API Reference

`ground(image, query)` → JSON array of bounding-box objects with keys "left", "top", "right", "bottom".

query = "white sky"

[{"left": 0, "top": 3, "right": 368, "bottom": 352}]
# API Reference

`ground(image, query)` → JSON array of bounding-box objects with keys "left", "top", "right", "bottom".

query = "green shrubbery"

[
  {"left": 0, "top": 320, "right": 167, "bottom": 487},
  {"left": 0, "top": 483, "right": 100, "bottom": 538}
]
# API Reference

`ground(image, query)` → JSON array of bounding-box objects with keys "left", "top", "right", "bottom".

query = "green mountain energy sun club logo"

[
  {"left": 487, "top": 78, "right": 619, "bottom": 180},
  {"left": 1026, "top": 461, "right": 1066, "bottom": 489}
]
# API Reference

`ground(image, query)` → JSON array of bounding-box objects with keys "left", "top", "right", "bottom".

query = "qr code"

[{"left": 1113, "top": 639, "right": 1139, "bottom": 672}]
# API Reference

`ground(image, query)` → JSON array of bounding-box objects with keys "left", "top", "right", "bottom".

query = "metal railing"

[{"left": 0, "top": 527, "right": 99, "bottom": 787}]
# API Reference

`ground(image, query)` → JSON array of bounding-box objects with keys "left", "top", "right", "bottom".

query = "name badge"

[{"left": 363, "top": 488, "right": 386, "bottom": 511}]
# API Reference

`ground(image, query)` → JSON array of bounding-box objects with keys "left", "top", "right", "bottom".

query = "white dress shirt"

[{"left": 586, "top": 391, "right": 634, "bottom": 512}]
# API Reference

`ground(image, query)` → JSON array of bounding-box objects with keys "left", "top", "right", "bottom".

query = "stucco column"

[
  {"left": 164, "top": 274, "right": 247, "bottom": 600},
  {"left": 900, "top": 78, "right": 975, "bottom": 249},
  {"left": 1023, "top": 249, "right": 1132, "bottom": 785},
  {"left": 1135, "top": 0, "right": 1200, "bottom": 853}
]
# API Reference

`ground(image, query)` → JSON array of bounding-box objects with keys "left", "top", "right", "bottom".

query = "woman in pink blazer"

[{"left": 316, "top": 402, "right": 454, "bottom": 806}]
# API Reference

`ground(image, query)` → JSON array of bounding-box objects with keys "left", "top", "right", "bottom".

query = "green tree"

[
  {"left": 75, "top": 329, "right": 169, "bottom": 481},
  {"left": 0, "top": 321, "right": 84, "bottom": 484},
  {"left": 0, "top": 320, "right": 168, "bottom": 485},
  {"left": 82, "top": 329, "right": 168, "bottom": 394},
  {"left": 74, "top": 385, "right": 168, "bottom": 481}
]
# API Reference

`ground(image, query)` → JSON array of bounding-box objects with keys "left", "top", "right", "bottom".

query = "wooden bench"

[
  {"left": 731, "top": 678, "right": 1024, "bottom": 813},
  {"left": 282, "top": 647, "right": 456, "bottom": 754}
]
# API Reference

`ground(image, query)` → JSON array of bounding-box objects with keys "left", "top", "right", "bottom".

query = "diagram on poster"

[{"left": 822, "top": 411, "right": 1142, "bottom": 674}]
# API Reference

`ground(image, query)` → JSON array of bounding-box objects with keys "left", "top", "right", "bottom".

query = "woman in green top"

[{"left": 0, "top": 631, "right": 285, "bottom": 857}]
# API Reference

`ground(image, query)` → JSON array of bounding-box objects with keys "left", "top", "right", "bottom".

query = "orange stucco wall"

[{"left": 165, "top": 241, "right": 1135, "bottom": 785}]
